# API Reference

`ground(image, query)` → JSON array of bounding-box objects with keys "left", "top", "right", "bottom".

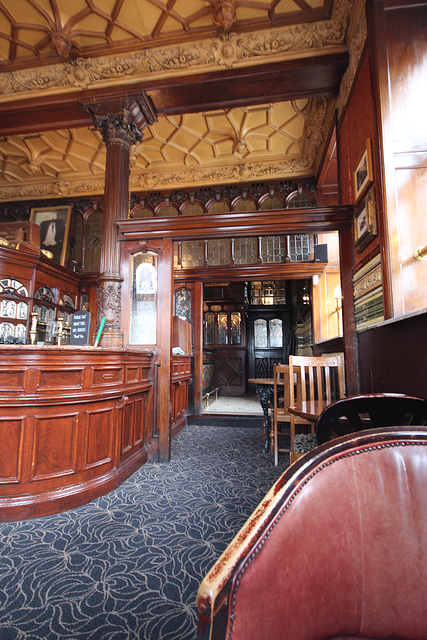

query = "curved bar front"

[{"left": 0, "top": 345, "right": 154, "bottom": 522}]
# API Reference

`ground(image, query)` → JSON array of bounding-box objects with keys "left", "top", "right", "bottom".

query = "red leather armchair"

[{"left": 197, "top": 426, "right": 427, "bottom": 640}]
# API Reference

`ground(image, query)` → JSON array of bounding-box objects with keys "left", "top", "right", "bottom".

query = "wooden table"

[{"left": 287, "top": 400, "right": 330, "bottom": 423}]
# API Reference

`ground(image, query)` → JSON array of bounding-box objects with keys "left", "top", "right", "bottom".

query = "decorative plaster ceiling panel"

[
  {"left": 0, "top": 0, "right": 331, "bottom": 69},
  {"left": 0, "top": 98, "right": 331, "bottom": 199}
]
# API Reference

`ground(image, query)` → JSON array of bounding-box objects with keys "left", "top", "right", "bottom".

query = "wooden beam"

[
  {"left": 117, "top": 206, "right": 354, "bottom": 241},
  {"left": 0, "top": 52, "right": 348, "bottom": 136},
  {"left": 174, "top": 262, "right": 327, "bottom": 283}
]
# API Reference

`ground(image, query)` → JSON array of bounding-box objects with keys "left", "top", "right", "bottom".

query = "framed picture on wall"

[
  {"left": 354, "top": 187, "right": 377, "bottom": 252},
  {"left": 353, "top": 139, "right": 373, "bottom": 204},
  {"left": 30, "top": 205, "right": 72, "bottom": 266}
]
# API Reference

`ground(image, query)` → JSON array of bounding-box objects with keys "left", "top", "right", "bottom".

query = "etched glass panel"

[
  {"left": 259, "top": 196, "right": 284, "bottom": 210},
  {"left": 208, "top": 239, "right": 231, "bottom": 266},
  {"left": 289, "top": 234, "right": 314, "bottom": 262},
  {"left": 250, "top": 281, "right": 286, "bottom": 305},
  {"left": 182, "top": 203, "right": 204, "bottom": 216},
  {"left": 287, "top": 193, "right": 315, "bottom": 208},
  {"left": 217, "top": 312, "right": 228, "bottom": 345},
  {"left": 15, "top": 324, "right": 26, "bottom": 340},
  {"left": 129, "top": 251, "right": 158, "bottom": 345},
  {"left": 133, "top": 206, "right": 154, "bottom": 219},
  {"left": 254, "top": 319, "right": 267, "bottom": 348},
  {"left": 157, "top": 204, "right": 178, "bottom": 217},
  {"left": 0, "top": 279, "right": 28, "bottom": 297},
  {"left": 0, "top": 322, "right": 14, "bottom": 340},
  {"left": 182, "top": 240, "right": 204, "bottom": 268},
  {"left": 261, "top": 236, "right": 287, "bottom": 263},
  {"left": 269, "top": 319, "right": 283, "bottom": 347},
  {"left": 204, "top": 312, "right": 215, "bottom": 345},
  {"left": 230, "top": 311, "right": 241, "bottom": 345},
  {"left": 234, "top": 237, "right": 257, "bottom": 265},
  {"left": 17, "top": 302, "right": 28, "bottom": 319},
  {"left": 207, "top": 201, "right": 230, "bottom": 214},
  {"left": 233, "top": 198, "right": 256, "bottom": 212},
  {"left": 1, "top": 299, "right": 16, "bottom": 318}
]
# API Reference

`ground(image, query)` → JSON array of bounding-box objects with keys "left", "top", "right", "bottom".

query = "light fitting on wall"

[
  {"left": 330, "top": 285, "right": 342, "bottom": 333},
  {"left": 414, "top": 244, "right": 427, "bottom": 261},
  {"left": 302, "top": 285, "right": 310, "bottom": 305}
]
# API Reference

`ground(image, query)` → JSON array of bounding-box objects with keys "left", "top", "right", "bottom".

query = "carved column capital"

[
  {"left": 83, "top": 92, "right": 157, "bottom": 147},
  {"left": 93, "top": 110, "right": 143, "bottom": 147}
]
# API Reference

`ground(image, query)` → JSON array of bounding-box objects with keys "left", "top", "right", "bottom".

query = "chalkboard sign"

[{"left": 70, "top": 311, "right": 91, "bottom": 345}]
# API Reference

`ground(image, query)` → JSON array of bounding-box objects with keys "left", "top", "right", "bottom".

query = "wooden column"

[
  {"left": 193, "top": 281, "right": 204, "bottom": 414},
  {"left": 157, "top": 238, "right": 174, "bottom": 462},
  {"left": 84, "top": 95, "right": 157, "bottom": 346}
]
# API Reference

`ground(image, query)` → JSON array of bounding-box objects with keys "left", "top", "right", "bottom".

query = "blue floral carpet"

[{"left": 0, "top": 425, "right": 286, "bottom": 640}]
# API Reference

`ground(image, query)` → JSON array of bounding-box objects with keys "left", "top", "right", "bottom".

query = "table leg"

[{"left": 255, "top": 385, "right": 274, "bottom": 453}]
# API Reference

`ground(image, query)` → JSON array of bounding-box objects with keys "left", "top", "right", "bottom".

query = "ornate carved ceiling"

[
  {"left": 0, "top": 0, "right": 357, "bottom": 201},
  {"left": 0, "top": 0, "right": 333, "bottom": 70},
  {"left": 0, "top": 97, "right": 335, "bottom": 199}
]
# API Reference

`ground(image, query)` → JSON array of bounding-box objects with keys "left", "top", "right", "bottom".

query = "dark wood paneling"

[
  {"left": 213, "top": 347, "right": 246, "bottom": 396},
  {"left": 85, "top": 407, "right": 114, "bottom": 469},
  {"left": 0, "top": 418, "right": 24, "bottom": 483},
  {"left": 32, "top": 413, "right": 78, "bottom": 480},
  {"left": 358, "top": 311, "right": 427, "bottom": 399},
  {"left": 171, "top": 356, "right": 192, "bottom": 437},
  {"left": 0, "top": 346, "right": 153, "bottom": 522}
]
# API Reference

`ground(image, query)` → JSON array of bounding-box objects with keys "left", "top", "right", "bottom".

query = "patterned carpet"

[{"left": 0, "top": 425, "right": 286, "bottom": 640}]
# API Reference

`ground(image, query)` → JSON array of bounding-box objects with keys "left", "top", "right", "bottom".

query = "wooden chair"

[
  {"left": 272, "top": 363, "right": 311, "bottom": 466},
  {"left": 316, "top": 392, "right": 427, "bottom": 445},
  {"left": 287, "top": 355, "right": 344, "bottom": 464}
]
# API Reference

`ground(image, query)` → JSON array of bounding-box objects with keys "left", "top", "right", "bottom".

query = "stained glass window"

[
  {"left": 175, "top": 288, "right": 191, "bottom": 322},
  {"left": 204, "top": 312, "right": 215, "bottom": 345},
  {"left": 217, "top": 312, "right": 228, "bottom": 344},
  {"left": 230, "top": 311, "right": 241, "bottom": 344}
]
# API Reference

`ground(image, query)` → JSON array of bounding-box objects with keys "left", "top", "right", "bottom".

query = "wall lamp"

[
  {"left": 414, "top": 245, "right": 427, "bottom": 261},
  {"left": 330, "top": 285, "right": 342, "bottom": 333}
]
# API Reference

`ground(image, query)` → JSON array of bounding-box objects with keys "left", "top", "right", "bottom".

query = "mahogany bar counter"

[{"left": 0, "top": 345, "right": 154, "bottom": 522}]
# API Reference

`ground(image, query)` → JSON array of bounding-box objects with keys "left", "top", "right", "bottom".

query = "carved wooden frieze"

[{"left": 0, "top": 0, "right": 350, "bottom": 98}]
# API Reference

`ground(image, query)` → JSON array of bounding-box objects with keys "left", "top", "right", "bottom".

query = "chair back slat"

[{"left": 289, "top": 355, "right": 344, "bottom": 403}]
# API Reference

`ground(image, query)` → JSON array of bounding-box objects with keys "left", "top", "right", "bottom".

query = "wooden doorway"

[{"left": 247, "top": 308, "right": 292, "bottom": 383}]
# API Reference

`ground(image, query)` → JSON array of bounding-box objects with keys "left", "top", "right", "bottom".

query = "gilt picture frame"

[
  {"left": 354, "top": 187, "right": 377, "bottom": 252},
  {"left": 30, "top": 205, "right": 72, "bottom": 266},
  {"left": 353, "top": 139, "right": 373, "bottom": 204}
]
